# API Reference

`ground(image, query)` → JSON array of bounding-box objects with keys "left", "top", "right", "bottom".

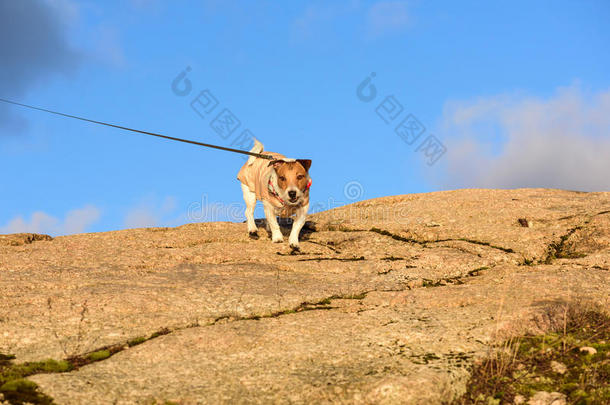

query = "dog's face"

[{"left": 270, "top": 159, "right": 312, "bottom": 205}]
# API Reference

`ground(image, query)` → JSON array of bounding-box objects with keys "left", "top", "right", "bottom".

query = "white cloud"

[
  {"left": 124, "top": 196, "right": 181, "bottom": 228},
  {"left": 366, "top": 1, "right": 410, "bottom": 38},
  {"left": 292, "top": 1, "right": 361, "bottom": 41},
  {"left": 0, "top": 205, "right": 101, "bottom": 236},
  {"left": 44, "top": 0, "right": 80, "bottom": 25},
  {"left": 63, "top": 205, "right": 102, "bottom": 234},
  {"left": 129, "top": 0, "right": 157, "bottom": 9},
  {"left": 93, "top": 25, "right": 126, "bottom": 68},
  {"left": 0, "top": 0, "right": 81, "bottom": 134},
  {"left": 124, "top": 209, "right": 157, "bottom": 229},
  {"left": 293, "top": 5, "right": 336, "bottom": 40},
  {"left": 292, "top": 1, "right": 410, "bottom": 42},
  {"left": 437, "top": 84, "right": 610, "bottom": 191}
]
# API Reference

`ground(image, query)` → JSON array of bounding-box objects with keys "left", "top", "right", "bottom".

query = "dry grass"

[{"left": 455, "top": 302, "right": 610, "bottom": 404}]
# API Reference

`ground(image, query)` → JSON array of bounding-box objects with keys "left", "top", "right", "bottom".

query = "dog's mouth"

[{"left": 288, "top": 197, "right": 300, "bottom": 204}]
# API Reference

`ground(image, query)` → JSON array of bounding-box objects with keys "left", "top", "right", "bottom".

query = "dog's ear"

[
  {"left": 268, "top": 159, "right": 285, "bottom": 169},
  {"left": 297, "top": 159, "right": 312, "bottom": 172}
]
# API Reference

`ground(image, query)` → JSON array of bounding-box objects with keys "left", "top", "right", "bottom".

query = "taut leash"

[{"left": 0, "top": 98, "right": 274, "bottom": 160}]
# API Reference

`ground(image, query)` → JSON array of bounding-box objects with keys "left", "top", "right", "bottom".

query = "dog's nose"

[{"left": 288, "top": 190, "right": 297, "bottom": 199}]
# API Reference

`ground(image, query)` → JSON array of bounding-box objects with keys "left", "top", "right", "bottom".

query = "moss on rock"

[{"left": 457, "top": 305, "right": 610, "bottom": 404}]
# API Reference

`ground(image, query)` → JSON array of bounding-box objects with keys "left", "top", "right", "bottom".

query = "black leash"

[{"left": 0, "top": 98, "right": 274, "bottom": 160}]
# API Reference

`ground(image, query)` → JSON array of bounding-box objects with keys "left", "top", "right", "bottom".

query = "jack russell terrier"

[{"left": 237, "top": 139, "right": 312, "bottom": 250}]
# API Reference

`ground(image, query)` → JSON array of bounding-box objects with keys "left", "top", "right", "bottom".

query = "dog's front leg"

[
  {"left": 289, "top": 203, "right": 309, "bottom": 250},
  {"left": 241, "top": 184, "right": 258, "bottom": 238},
  {"left": 263, "top": 202, "right": 283, "bottom": 243}
]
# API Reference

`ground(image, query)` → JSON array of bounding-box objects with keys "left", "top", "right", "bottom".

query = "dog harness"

[
  {"left": 268, "top": 179, "right": 285, "bottom": 205},
  {"left": 267, "top": 177, "right": 312, "bottom": 206}
]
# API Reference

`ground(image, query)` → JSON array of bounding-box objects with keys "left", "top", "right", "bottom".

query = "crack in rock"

[
  {"left": 369, "top": 227, "right": 516, "bottom": 254},
  {"left": 420, "top": 266, "right": 490, "bottom": 288},
  {"left": 296, "top": 256, "right": 366, "bottom": 262}
]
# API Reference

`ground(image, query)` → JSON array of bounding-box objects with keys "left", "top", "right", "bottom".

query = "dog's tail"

[{"left": 246, "top": 138, "right": 264, "bottom": 165}]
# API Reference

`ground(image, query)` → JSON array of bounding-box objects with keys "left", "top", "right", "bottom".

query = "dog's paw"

[
  {"left": 248, "top": 231, "right": 259, "bottom": 240},
  {"left": 289, "top": 243, "right": 300, "bottom": 252},
  {"left": 271, "top": 234, "right": 284, "bottom": 243},
  {"left": 289, "top": 236, "right": 300, "bottom": 248}
]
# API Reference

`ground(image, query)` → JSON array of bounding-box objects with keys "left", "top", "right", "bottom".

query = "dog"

[{"left": 237, "top": 139, "right": 312, "bottom": 250}]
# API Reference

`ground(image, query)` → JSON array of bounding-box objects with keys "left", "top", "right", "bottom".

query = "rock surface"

[
  {"left": 549, "top": 360, "right": 567, "bottom": 375},
  {"left": 0, "top": 233, "right": 53, "bottom": 247},
  {"left": 528, "top": 391, "right": 567, "bottom": 405},
  {"left": 1, "top": 188, "right": 609, "bottom": 404}
]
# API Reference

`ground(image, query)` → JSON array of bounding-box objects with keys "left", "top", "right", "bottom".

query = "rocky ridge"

[{"left": 1, "top": 188, "right": 608, "bottom": 404}]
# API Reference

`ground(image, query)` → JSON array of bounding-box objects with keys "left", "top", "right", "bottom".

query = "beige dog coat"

[{"left": 237, "top": 152, "right": 287, "bottom": 208}]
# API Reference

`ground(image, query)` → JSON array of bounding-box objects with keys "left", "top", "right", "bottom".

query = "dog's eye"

[
  {"left": 297, "top": 175, "right": 304, "bottom": 180},
  {"left": 279, "top": 176, "right": 286, "bottom": 181}
]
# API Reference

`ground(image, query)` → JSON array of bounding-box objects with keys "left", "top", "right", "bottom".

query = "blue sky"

[{"left": 1, "top": 0, "right": 609, "bottom": 235}]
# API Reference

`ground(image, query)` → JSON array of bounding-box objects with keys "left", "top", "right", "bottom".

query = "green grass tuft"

[
  {"left": 127, "top": 336, "right": 147, "bottom": 347},
  {"left": 1, "top": 378, "right": 39, "bottom": 392},
  {"left": 87, "top": 350, "right": 111, "bottom": 362},
  {"left": 456, "top": 304, "right": 610, "bottom": 404},
  {"left": 0, "top": 357, "right": 63, "bottom": 405}
]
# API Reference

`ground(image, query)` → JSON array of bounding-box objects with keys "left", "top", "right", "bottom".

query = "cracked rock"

[
  {"left": 1, "top": 189, "right": 608, "bottom": 404},
  {"left": 528, "top": 391, "right": 567, "bottom": 405}
]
